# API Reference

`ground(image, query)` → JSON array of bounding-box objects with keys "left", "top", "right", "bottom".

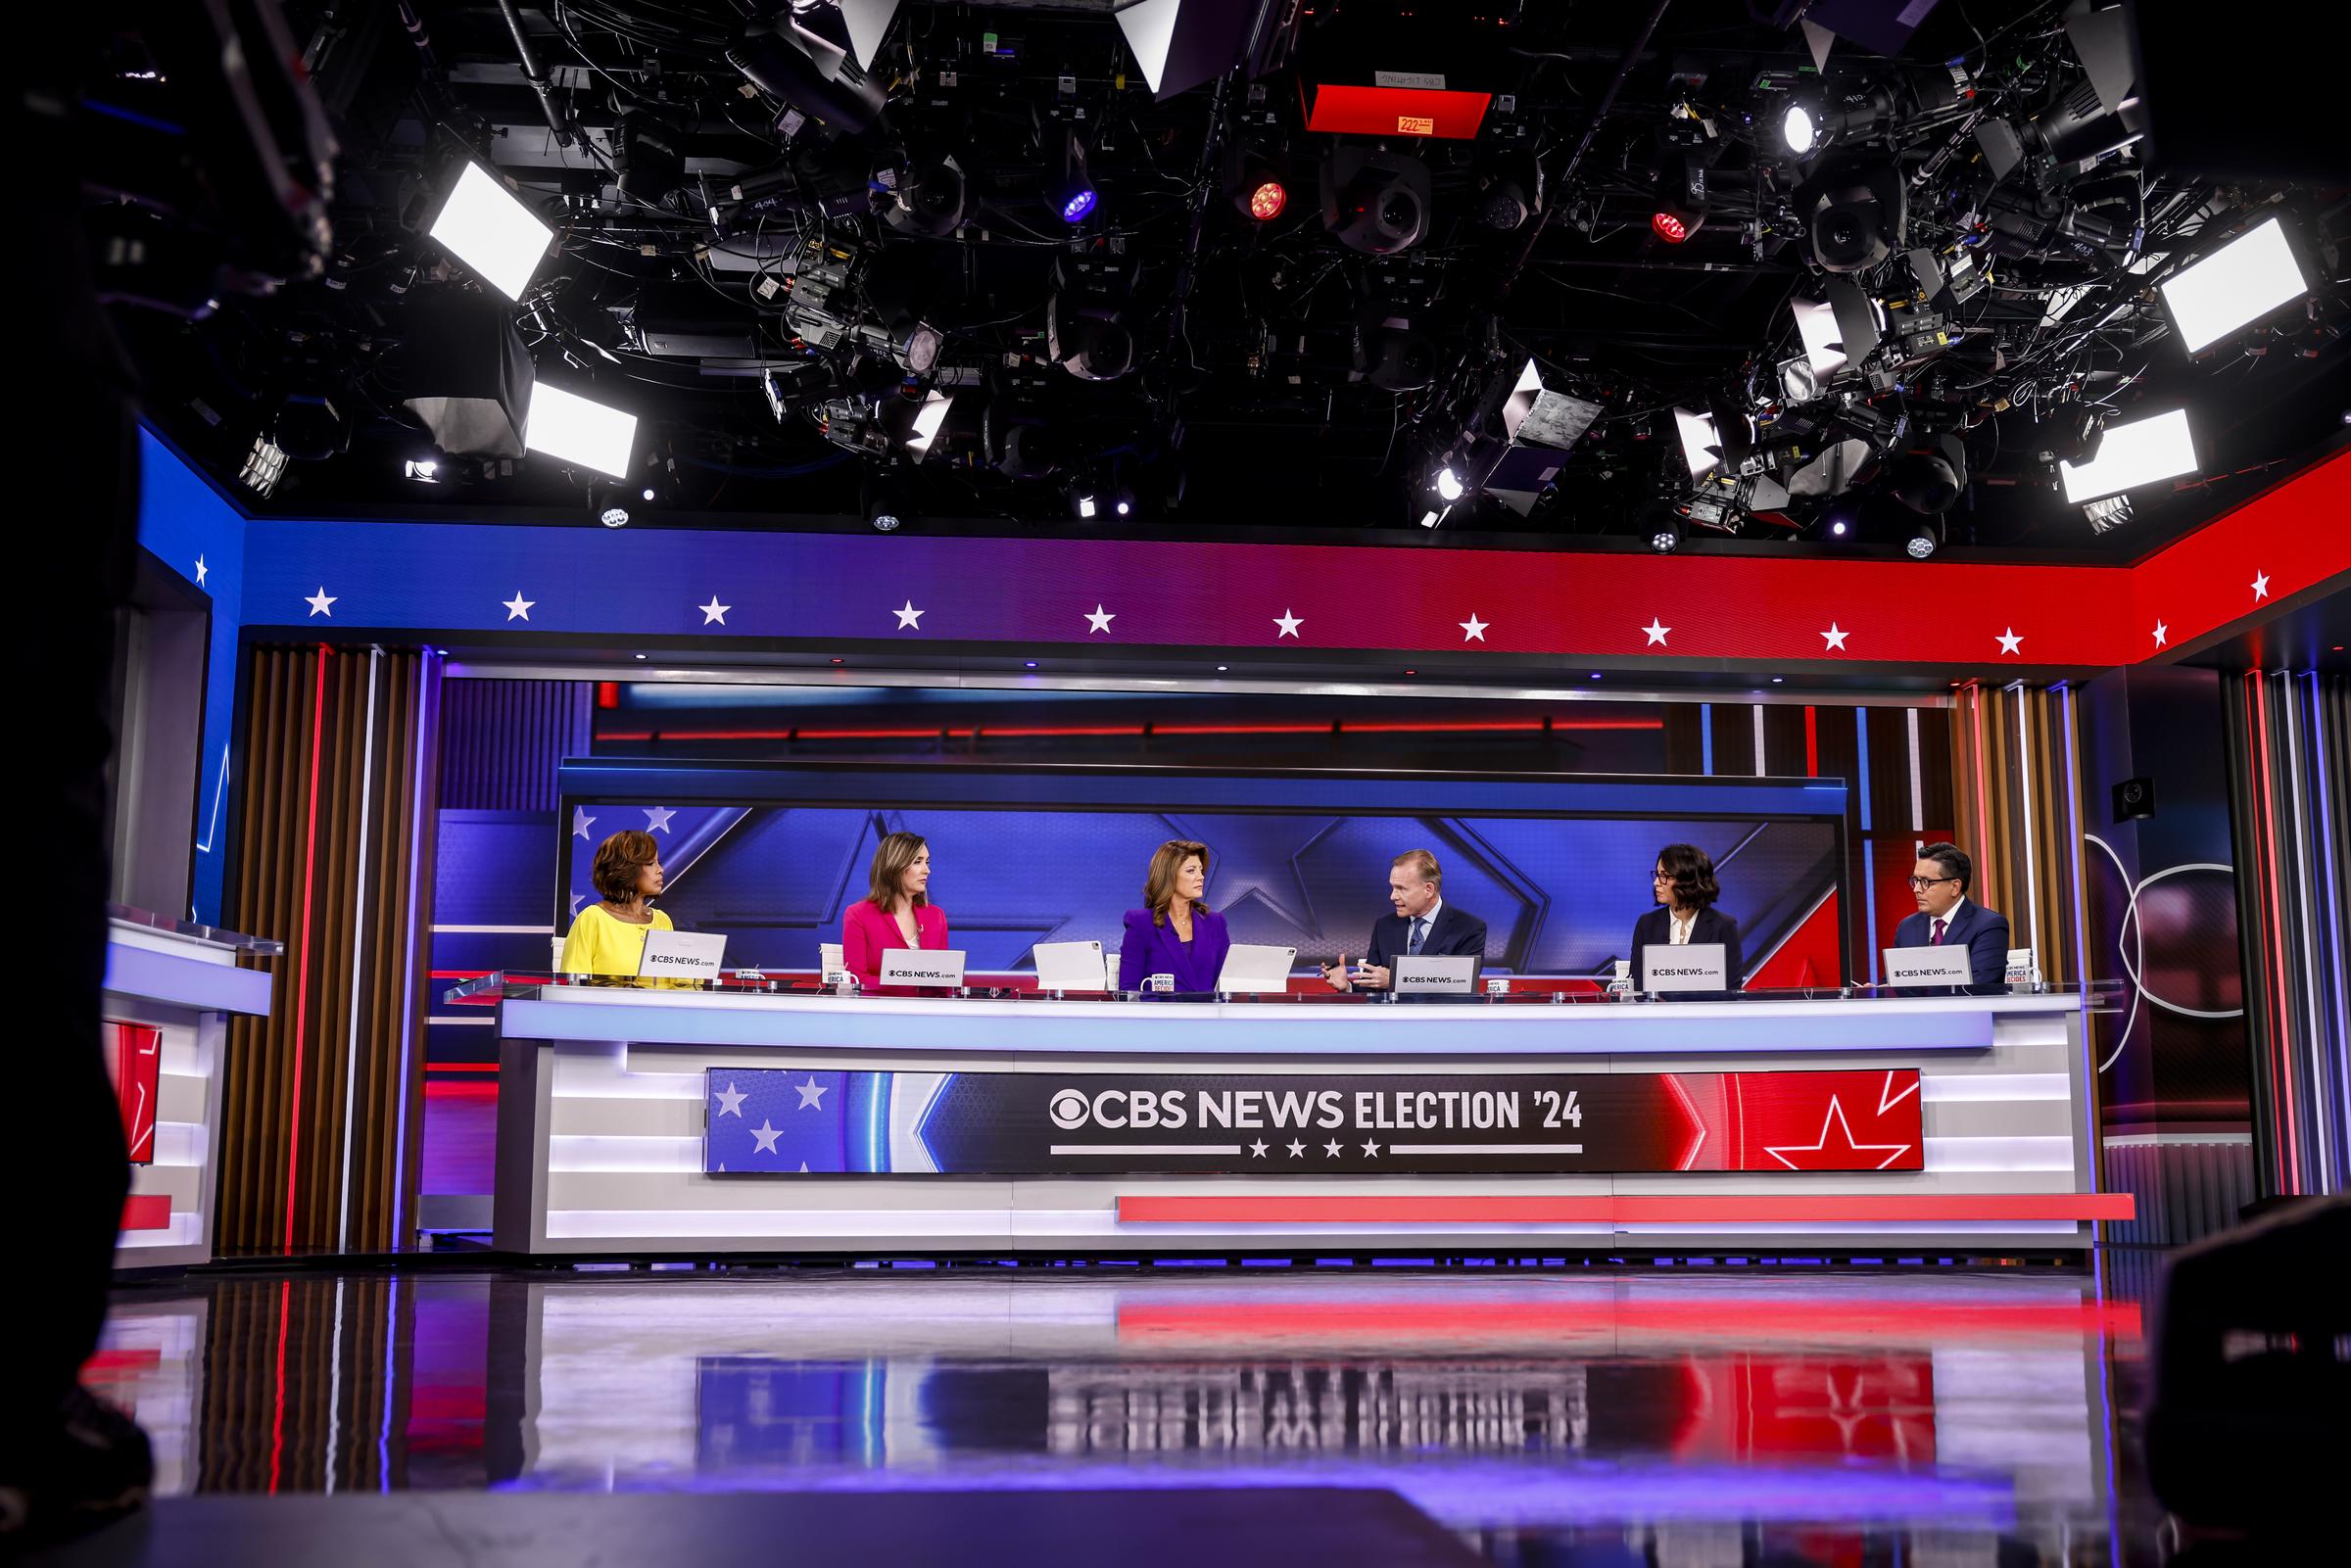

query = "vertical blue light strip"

[
  {"left": 390, "top": 652, "right": 438, "bottom": 1248},
  {"left": 1858, "top": 707, "right": 1878, "bottom": 985},
  {"left": 2303, "top": 673, "right": 2347, "bottom": 1192},
  {"left": 379, "top": 1274, "right": 399, "bottom": 1491},
  {"left": 1700, "top": 704, "right": 1714, "bottom": 776}
]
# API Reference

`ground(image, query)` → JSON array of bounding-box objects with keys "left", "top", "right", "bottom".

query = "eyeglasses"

[{"left": 1905, "top": 875, "right": 1959, "bottom": 890}]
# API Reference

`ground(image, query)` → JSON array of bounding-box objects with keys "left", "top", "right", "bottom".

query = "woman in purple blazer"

[{"left": 1119, "top": 839, "right": 1231, "bottom": 995}]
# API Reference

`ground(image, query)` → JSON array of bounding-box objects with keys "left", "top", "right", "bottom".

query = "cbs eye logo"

[{"left": 1048, "top": 1089, "right": 1092, "bottom": 1129}]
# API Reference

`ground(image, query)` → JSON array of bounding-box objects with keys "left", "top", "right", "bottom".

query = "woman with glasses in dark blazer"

[{"left": 1628, "top": 842, "right": 1744, "bottom": 992}]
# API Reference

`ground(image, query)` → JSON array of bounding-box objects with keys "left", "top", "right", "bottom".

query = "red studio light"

[
  {"left": 1248, "top": 180, "right": 1287, "bottom": 220},
  {"left": 1652, "top": 210, "right": 1689, "bottom": 244}
]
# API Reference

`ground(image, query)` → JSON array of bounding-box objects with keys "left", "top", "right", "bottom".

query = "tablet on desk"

[
  {"left": 880, "top": 949, "right": 967, "bottom": 989},
  {"left": 1216, "top": 944, "right": 1297, "bottom": 994},
  {"left": 1032, "top": 940, "right": 1105, "bottom": 991},
  {"left": 638, "top": 929, "right": 726, "bottom": 979}
]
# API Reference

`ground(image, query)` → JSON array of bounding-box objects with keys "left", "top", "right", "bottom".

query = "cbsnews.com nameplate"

[{"left": 702, "top": 1068, "right": 1926, "bottom": 1176}]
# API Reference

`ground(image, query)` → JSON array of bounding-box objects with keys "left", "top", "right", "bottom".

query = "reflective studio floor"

[{"left": 86, "top": 1259, "right": 2203, "bottom": 1566}]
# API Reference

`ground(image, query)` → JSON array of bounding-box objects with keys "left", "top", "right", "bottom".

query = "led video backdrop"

[{"left": 555, "top": 762, "right": 1846, "bottom": 980}]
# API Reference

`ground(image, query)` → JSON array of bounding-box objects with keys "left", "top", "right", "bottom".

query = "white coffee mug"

[
  {"left": 1147, "top": 973, "right": 1176, "bottom": 994},
  {"left": 1485, "top": 976, "right": 1511, "bottom": 994}
]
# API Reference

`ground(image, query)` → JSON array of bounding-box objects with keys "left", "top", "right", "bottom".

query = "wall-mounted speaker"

[{"left": 2113, "top": 776, "right": 2157, "bottom": 823}]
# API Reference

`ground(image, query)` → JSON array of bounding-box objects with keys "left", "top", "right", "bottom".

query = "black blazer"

[
  {"left": 1363, "top": 902, "right": 1488, "bottom": 973},
  {"left": 1629, "top": 906, "right": 1744, "bottom": 991}
]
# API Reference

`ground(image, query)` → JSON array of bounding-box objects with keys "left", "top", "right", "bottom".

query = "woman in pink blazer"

[{"left": 841, "top": 831, "right": 950, "bottom": 991}]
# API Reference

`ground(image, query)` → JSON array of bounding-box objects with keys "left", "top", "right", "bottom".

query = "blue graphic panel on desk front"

[{"left": 563, "top": 766, "right": 1844, "bottom": 980}]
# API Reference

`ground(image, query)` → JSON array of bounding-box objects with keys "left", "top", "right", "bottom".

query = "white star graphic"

[
  {"left": 698, "top": 595, "right": 731, "bottom": 626},
  {"left": 1762, "top": 1094, "right": 1914, "bottom": 1170},
  {"left": 749, "top": 1119, "right": 782, "bottom": 1155},
  {"left": 194, "top": 555, "right": 209, "bottom": 587},
  {"left": 502, "top": 591, "right": 534, "bottom": 622},
  {"left": 2152, "top": 619, "right": 2169, "bottom": 648},
  {"left": 1820, "top": 622, "right": 1850, "bottom": 652},
  {"left": 714, "top": 1082, "right": 746, "bottom": 1118},
  {"left": 1360, "top": 1139, "right": 1381, "bottom": 1158},
  {"left": 893, "top": 599, "right": 926, "bottom": 630},
  {"left": 793, "top": 1076, "right": 829, "bottom": 1110},
  {"left": 1460, "top": 613, "right": 1489, "bottom": 642},
  {"left": 568, "top": 892, "right": 585, "bottom": 917},
  {"left": 797, "top": 1161, "right": 810, "bottom": 1173},
  {"left": 1286, "top": 1140, "right": 1306, "bottom": 1158},
  {"left": 571, "top": 806, "right": 597, "bottom": 839},
  {"left": 643, "top": 805, "right": 676, "bottom": 833},
  {"left": 1084, "top": 604, "right": 1116, "bottom": 635},
  {"left": 1642, "top": 618, "right": 1671, "bottom": 647},
  {"left": 1273, "top": 608, "right": 1303, "bottom": 639},
  {"left": 1996, "top": 628, "right": 2024, "bottom": 656},
  {"left": 305, "top": 587, "right": 337, "bottom": 618},
  {"left": 1321, "top": 1139, "right": 1343, "bottom": 1157},
  {"left": 2251, "top": 571, "right": 2270, "bottom": 601},
  {"left": 1248, "top": 1139, "right": 1270, "bottom": 1158}
]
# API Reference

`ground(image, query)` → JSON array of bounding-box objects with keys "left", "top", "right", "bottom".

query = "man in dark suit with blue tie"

[
  {"left": 1319, "top": 849, "right": 1488, "bottom": 992},
  {"left": 1895, "top": 842, "right": 2012, "bottom": 990}
]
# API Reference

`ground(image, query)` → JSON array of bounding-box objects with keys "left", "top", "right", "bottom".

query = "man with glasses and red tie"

[{"left": 1894, "top": 842, "right": 2011, "bottom": 990}]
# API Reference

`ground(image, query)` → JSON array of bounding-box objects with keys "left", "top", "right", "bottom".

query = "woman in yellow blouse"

[{"left": 557, "top": 830, "right": 672, "bottom": 976}]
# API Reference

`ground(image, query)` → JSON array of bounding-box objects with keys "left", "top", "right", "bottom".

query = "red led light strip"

[{"left": 2250, "top": 671, "right": 2301, "bottom": 1190}]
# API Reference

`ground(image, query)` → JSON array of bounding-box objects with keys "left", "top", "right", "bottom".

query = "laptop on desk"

[{"left": 1216, "top": 944, "right": 1297, "bottom": 995}]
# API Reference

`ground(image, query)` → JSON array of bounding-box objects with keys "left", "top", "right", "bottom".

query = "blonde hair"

[
  {"left": 1392, "top": 848, "right": 1441, "bottom": 886},
  {"left": 1142, "top": 839, "right": 1211, "bottom": 928},
  {"left": 865, "top": 831, "right": 930, "bottom": 910}
]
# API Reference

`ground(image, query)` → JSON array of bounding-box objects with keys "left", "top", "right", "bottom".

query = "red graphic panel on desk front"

[
  {"left": 1669, "top": 1069, "right": 1924, "bottom": 1172},
  {"left": 110, "top": 1022, "right": 162, "bottom": 1165}
]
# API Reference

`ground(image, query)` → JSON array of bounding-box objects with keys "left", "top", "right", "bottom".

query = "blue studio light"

[{"left": 1060, "top": 187, "right": 1097, "bottom": 223}]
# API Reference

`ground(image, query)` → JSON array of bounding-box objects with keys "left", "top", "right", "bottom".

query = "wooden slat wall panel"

[
  {"left": 222, "top": 646, "right": 442, "bottom": 1255},
  {"left": 1946, "top": 682, "right": 2087, "bottom": 986}
]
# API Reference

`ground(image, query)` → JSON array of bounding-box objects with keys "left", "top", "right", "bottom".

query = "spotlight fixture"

[
  {"left": 1796, "top": 159, "right": 1904, "bottom": 273},
  {"left": 600, "top": 505, "right": 630, "bottom": 528},
  {"left": 1648, "top": 513, "right": 1683, "bottom": 553},
  {"left": 1418, "top": 509, "right": 1441, "bottom": 529},
  {"left": 236, "top": 434, "right": 288, "bottom": 498},
  {"left": 1320, "top": 147, "right": 1431, "bottom": 255},
  {"left": 871, "top": 512, "right": 901, "bottom": 532},
  {"left": 902, "top": 389, "right": 955, "bottom": 456},
  {"left": 404, "top": 458, "right": 439, "bottom": 483},
  {"left": 1889, "top": 434, "right": 1967, "bottom": 514},
  {"left": 1076, "top": 492, "right": 1097, "bottom": 519},
  {"left": 2084, "top": 494, "right": 2134, "bottom": 535},
  {"left": 1902, "top": 517, "right": 1942, "bottom": 560},
  {"left": 1672, "top": 407, "right": 1722, "bottom": 478},
  {"left": 1047, "top": 256, "right": 1135, "bottom": 380},
  {"left": 1433, "top": 465, "right": 1465, "bottom": 501},
  {"left": 1046, "top": 129, "right": 1098, "bottom": 224},
  {"left": 2059, "top": 408, "right": 2198, "bottom": 503},
  {"left": 727, "top": 11, "right": 887, "bottom": 136},
  {"left": 427, "top": 162, "right": 554, "bottom": 302},
  {"left": 1115, "top": 498, "right": 1132, "bottom": 516},
  {"left": 1223, "top": 142, "right": 1289, "bottom": 221},
  {"left": 524, "top": 383, "right": 638, "bottom": 480},
  {"left": 1781, "top": 101, "right": 1819, "bottom": 156},
  {"left": 1651, "top": 208, "right": 1696, "bottom": 244},
  {"left": 2160, "top": 216, "right": 2310, "bottom": 355},
  {"left": 880, "top": 156, "right": 968, "bottom": 238}
]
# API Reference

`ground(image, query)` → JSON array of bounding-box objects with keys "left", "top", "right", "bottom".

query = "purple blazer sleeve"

[
  {"left": 1118, "top": 910, "right": 1154, "bottom": 992},
  {"left": 1194, "top": 909, "right": 1233, "bottom": 991}
]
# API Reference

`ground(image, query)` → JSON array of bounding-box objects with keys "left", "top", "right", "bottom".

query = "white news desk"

[
  {"left": 104, "top": 911, "right": 278, "bottom": 1269},
  {"left": 482, "top": 983, "right": 2127, "bottom": 1258}
]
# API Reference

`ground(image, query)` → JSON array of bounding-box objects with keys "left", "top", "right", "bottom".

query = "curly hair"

[
  {"left": 1655, "top": 842, "right": 1721, "bottom": 911},
  {"left": 591, "top": 830, "right": 660, "bottom": 902}
]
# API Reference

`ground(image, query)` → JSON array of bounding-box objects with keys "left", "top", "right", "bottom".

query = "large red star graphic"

[{"left": 1763, "top": 1093, "right": 1916, "bottom": 1170}]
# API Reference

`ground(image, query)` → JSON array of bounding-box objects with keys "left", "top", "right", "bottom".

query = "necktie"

[
  {"left": 1408, "top": 917, "right": 1426, "bottom": 956},
  {"left": 1931, "top": 917, "right": 1947, "bottom": 946}
]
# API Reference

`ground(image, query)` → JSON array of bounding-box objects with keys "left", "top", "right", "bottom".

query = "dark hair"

[
  {"left": 866, "top": 832, "right": 930, "bottom": 910},
  {"left": 1654, "top": 843, "right": 1720, "bottom": 911},
  {"left": 1143, "top": 839, "right": 1211, "bottom": 927},
  {"left": 1919, "top": 841, "right": 1973, "bottom": 894},
  {"left": 592, "top": 830, "right": 660, "bottom": 902}
]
